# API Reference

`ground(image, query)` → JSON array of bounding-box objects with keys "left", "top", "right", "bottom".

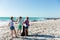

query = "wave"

[{"left": 0, "top": 21, "right": 9, "bottom": 26}]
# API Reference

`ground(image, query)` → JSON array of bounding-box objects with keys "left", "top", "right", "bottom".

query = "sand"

[{"left": 0, "top": 19, "right": 60, "bottom": 40}]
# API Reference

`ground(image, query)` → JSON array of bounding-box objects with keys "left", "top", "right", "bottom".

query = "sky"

[{"left": 0, "top": 0, "right": 60, "bottom": 17}]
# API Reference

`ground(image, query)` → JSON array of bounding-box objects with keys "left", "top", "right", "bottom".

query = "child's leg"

[
  {"left": 17, "top": 30, "right": 19, "bottom": 35},
  {"left": 17, "top": 30, "right": 19, "bottom": 34},
  {"left": 19, "top": 25, "right": 22, "bottom": 33},
  {"left": 14, "top": 29, "right": 17, "bottom": 37},
  {"left": 11, "top": 30, "right": 13, "bottom": 38},
  {"left": 19, "top": 30, "right": 21, "bottom": 33},
  {"left": 26, "top": 29, "right": 28, "bottom": 36},
  {"left": 26, "top": 27, "right": 28, "bottom": 36},
  {"left": 18, "top": 30, "right": 21, "bottom": 35},
  {"left": 18, "top": 25, "right": 21, "bottom": 34},
  {"left": 17, "top": 30, "right": 21, "bottom": 36}
]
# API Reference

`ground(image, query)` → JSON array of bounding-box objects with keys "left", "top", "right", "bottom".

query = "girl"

[
  {"left": 8, "top": 16, "right": 17, "bottom": 39},
  {"left": 17, "top": 16, "right": 23, "bottom": 35},
  {"left": 24, "top": 17, "right": 30, "bottom": 36}
]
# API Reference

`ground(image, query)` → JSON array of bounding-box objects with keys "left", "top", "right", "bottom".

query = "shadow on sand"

[
  {"left": 28, "top": 34, "right": 55, "bottom": 38},
  {"left": 22, "top": 34, "right": 55, "bottom": 40}
]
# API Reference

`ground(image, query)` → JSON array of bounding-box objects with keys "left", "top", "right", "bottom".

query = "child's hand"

[{"left": 15, "top": 22, "right": 17, "bottom": 24}]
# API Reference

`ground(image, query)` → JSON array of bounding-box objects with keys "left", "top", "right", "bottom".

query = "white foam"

[{"left": 0, "top": 21, "right": 9, "bottom": 26}]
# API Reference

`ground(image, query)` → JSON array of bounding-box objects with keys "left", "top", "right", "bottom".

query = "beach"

[{"left": 0, "top": 19, "right": 60, "bottom": 40}]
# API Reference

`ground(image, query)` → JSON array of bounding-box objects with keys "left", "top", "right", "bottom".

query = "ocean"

[
  {"left": 0, "top": 17, "right": 45, "bottom": 26},
  {"left": 0, "top": 17, "right": 45, "bottom": 21}
]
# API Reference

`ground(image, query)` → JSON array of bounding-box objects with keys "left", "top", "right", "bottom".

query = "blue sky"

[{"left": 0, "top": 0, "right": 60, "bottom": 17}]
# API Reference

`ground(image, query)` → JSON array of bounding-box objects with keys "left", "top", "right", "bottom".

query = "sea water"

[
  {"left": 0, "top": 17, "right": 45, "bottom": 26},
  {"left": 0, "top": 17, "right": 45, "bottom": 21}
]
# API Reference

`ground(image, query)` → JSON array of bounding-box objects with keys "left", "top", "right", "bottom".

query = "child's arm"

[
  {"left": 13, "top": 20, "right": 17, "bottom": 22},
  {"left": 13, "top": 20, "right": 18, "bottom": 24},
  {"left": 13, "top": 17, "right": 18, "bottom": 22},
  {"left": 13, "top": 17, "right": 18, "bottom": 24},
  {"left": 15, "top": 18, "right": 18, "bottom": 22},
  {"left": 22, "top": 22, "right": 24, "bottom": 25}
]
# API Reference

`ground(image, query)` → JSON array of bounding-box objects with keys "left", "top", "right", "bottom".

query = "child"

[
  {"left": 8, "top": 16, "right": 17, "bottom": 39},
  {"left": 24, "top": 17, "right": 30, "bottom": 36},
  {"left": 17, "top": 16, "right": 23, "bottom": 35}
]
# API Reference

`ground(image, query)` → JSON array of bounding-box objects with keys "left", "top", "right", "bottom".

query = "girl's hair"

[
  {"left": 26, "top": 17, "right": 29, "bottom": 19},
  {"left": 10, "top": 16, "right": 13, "bottom": 20},
  {"left": 19, "top": 16, "right": 22, "bottom": 19}
]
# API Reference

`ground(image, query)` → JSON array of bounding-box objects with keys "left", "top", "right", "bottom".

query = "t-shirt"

[
  {"left": 18, "top": 19, "right": 23, "bottom": 25},
  {"left": 9, "top": 20, "right": 14, "bottom": 27},
  {"left": 24, "top": 20, "right": 29, "bottom": 26}
]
